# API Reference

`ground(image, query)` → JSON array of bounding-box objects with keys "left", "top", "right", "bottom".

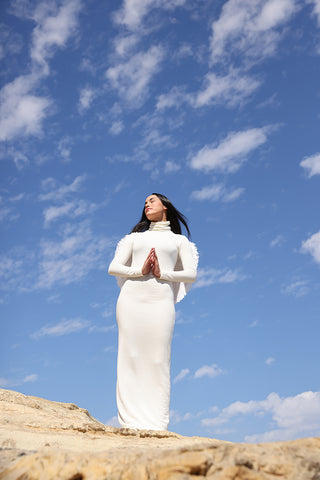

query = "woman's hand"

[
  {"left": 142, "top": 248, "right": 161, "bottom": 278},
  {"left": 150, "top": 248, "right": 161, "bottom": 278}
]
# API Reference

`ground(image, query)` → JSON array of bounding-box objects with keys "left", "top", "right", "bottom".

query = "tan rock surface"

[{"left": 0, "top": 388, "right": 319, "bottom": 480}]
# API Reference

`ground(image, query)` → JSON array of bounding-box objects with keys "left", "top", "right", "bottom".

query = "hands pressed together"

[{"left": 142, "top": 248, "right": 161, "bottom": 278}]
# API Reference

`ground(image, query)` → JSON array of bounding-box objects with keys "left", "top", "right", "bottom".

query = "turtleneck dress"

[{"left": 108, "top": 221, "right": 198, "bottom": 431}]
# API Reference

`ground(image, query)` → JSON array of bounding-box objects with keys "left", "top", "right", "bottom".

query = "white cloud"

[
  {"left": 78, "top": 87, "right": 97, "bottom": 114},
  {"left": 0, "top": 207, "right": 13, "bottom": 222},
  {"left": 32, "top": 318, "right": 90, "bottom": 339},
  {"left": 0, "top": 220, "right": 112, "bottom": 293},
  {"left": 106, "top": 45, "right": 165, "bottom": 107},
  {"left": 281, "top": 280, "right": 309, "bottom": 297},
  {"left": 0, "top": 373, "right": 38, "bottom": 388},
  {"left": 191, "top": 183, "right": 244, "bottom": 203},
  {"left": 43, "top": 200, "right": 97, "bottom": 226},
  {"left": 210, "top": 0, "right": 298, "bottom": 64},
  {"left": 0, "top": 24, "right": 23, "bottom": 60},
  {"left": 156, "top": 70, "right": 260, "bottom": 111},
  {"left": 164, "top": 161, "right": 181, "bottom": 173},
  {"left": 300, "top": 153, "right": 320, "bottom": 177},
  {"left": 195, "top": 267, "right": 247, "bottom": 288},
  {"left": 156, "top": 86, "right": 190, "bottom": 111},
  {"left": 170, "top": 409, "right": 194, "bottom": 424},
  {"left": 36, "top": 222, "right": 111, "bottom": 289},
  {"left": 109, "top": 120, "right": 124, "bottom": 135},
  {"left": 0, "top": 74, "right": 52, "bottom": 142},
  {"left": 202, "top": 391, "right": 320, "bottom": 442},
  {"left": 113, "top": 0, "right": 186, "bottom": 30},
  {"left": 173, "top": 368, "right": 190, "bottom": 384},
  {"left": 89, "top": 325, "right": 116, "bottom": 333},
  {"left": 140, "top": 129, "right": 174, "bottom": 149},
  {"left": 308, "top": 0, "right": 320, "bottom": 26},
  {"left": 30, "top": 0, "right": 82, "bottom": 72},
  {"left": 270, "top": 234, "right": 285, "bottom": 247},
  {"left": 104, "top": 346, "right": 117, "bottom": 353},
  {"left": 0, "top": 250, "right": 33, "bottom": 292},
  {"left": 58, "top": 136, "right": 73, "bottom": 162},
  {"left": 194, "top": 364, "right": 224, "bottom": 379},
  {"left": 113, "top": 33, "right": 140, "bottom": 57},
  {"left": 194, "top": 70, "right": 260, "bottom": 108},
  {"left": 190, "top": 127, "right": 270, "bottom": 173},
  {"left": 301, "top": 230, "right": 320, "bottom": 265},
  {"left": 0, "top": 0, "right": 82, "bottom": 145},
  {"left": 39, "top": 175, "right": 86, "bottom": 202},
  {"left": 265, "top": 357, "right": 275, "bottom": 365},
  {"left": 23, "top": 374, "right": 38, "bottom": 382}
]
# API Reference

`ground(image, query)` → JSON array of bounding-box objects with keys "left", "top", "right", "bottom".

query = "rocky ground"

[{"left": 0, "top": 388, "right": 319, "bottom": 480}]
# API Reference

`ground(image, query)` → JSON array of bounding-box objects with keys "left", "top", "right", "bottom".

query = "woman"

[{"left": 108, "top": 193, "right": 198, "bottom": 431}]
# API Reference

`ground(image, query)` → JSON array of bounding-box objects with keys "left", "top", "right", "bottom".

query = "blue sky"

[{"left": 1, "top": 0, "right": 320, "bottom": 443}]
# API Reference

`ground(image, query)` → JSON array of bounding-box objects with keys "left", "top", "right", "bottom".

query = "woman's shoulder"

[{"left": 173, "top": 232, "right": 192, "bottom": 243}]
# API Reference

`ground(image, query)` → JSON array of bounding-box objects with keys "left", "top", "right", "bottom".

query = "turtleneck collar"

[{"left": 149, "top": 220, "right": 171, "bottom": 232}]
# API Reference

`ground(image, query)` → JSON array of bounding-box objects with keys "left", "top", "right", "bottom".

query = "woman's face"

[{"left": 144, "top": 195, "right": 167, "bottom": 222}]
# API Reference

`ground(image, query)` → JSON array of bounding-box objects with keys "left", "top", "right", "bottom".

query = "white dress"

[{"left": 108, "top": 221, "right": 198, "bottom": 431}]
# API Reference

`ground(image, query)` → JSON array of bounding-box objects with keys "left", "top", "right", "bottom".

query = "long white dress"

[{"left": 108, "top": 221, "right": 198, "bottom": 431}]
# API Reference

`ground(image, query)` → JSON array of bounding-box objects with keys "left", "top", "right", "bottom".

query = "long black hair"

[{"left": 131, "top": 193, "right": 191, "bottom": 238}]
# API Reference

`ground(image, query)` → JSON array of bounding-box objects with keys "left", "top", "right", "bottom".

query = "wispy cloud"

[
  {"left": 36, "top": 222, "right": 112, "bottom": 289},
  {"left": 308, "top": 0, "right": 320, "bottom": 26},
  {"left": 194, "top": 364, "right": 224, "bottom": 379},
  {"left": 164, "top": 161, "right": 180, "bottom": 174},
  {"left": 0, "top": 373, "right": 38, "bottom": 388},
  {"left": 57, "top": 136, "right": 74, "bottom": 163},
  {"left": 270, "top": 234, "right": 285, "bottom": 247},
  {"left": 190, "top": 127, "right": 271, "bottom": 173},
  {"left": 106, "top": 45, "right": 165, "bottom": 107},
  {"left": 300, "top": 153, "right": 320, "bottom": 177},
  {"left": 89, "top": 325, "right": 116, "bottom": 333},
  {"left": 43, "top": 199, "right": 98, "bottom": 226},
  {"left": 156, "top": 70, "right": 260, "bottom": 111},
  {"left": 109, "top": 120, "right": 124, "bottom": 135},
  {"left": 191, "top": 183, "right": 244, "bottom": 203},
  {"left": 170, "top": 409, "right": 194, "bottom": 424},
  {"left": 281, "top": 280, "right": 309, "bottom": 297},
  {"left": 32, "top": 318, "right": 90, "bottom": 339},
  {"left": 301, "top": 230, "right": 320, "bottom": 265},
  {"left": 194, "top": 70, "right": 260, "bottom": 108},
  {"left": 78, "top": 87, "right": 97, "bottom": 114},
  {"left": 0, "top": 23, "right": 23, "bottom": 60},
  {"left": 210, "top": 0, "right": 298, "bottom": 65},
  {"left": 202, "top": 390, "right": 320, "bottom": 442},
  {"left": 0, "top": 74, "right": 52, "bottom": 142},
  {"left": 0, "top": 248, "right": 34, "bottom": 292},
  {"left": 30, "top": 0, "right": 82, "bottom": 73},
  {"left": 0, "top": 221, "right": 112, "bottom": 292},
  {"left": 39, "top": 175, "right": 87, "bottom": 202},
  {"left": 0, "top": 0, "right": 82, "bottom": 145},
  {"left": 265, "top": 357, "right": 275, "bottom": 366},
  {"left": 173, "top": 368, "right": 190, "bottom": 384},
  {"left": 113, "top": 0, "right": 186, "bottom": 30},
  {"left": 195, "top": 267, "right": 247, "bottom": 288}
]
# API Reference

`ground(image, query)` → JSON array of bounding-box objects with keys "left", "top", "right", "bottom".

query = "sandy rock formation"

[{"left": 0, "top": 388, "right": 319, "bottom": 480}]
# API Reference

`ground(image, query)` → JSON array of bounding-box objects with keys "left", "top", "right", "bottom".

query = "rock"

[{"left": 0, "top": 388, "right": 319, "bottom": 480}]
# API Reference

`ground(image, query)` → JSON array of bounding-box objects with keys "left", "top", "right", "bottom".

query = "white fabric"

[{"left": 108, "top": 223, "right": 198, "bottom": 430}]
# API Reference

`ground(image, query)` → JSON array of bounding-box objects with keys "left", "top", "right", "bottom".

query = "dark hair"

[{"left": 131, "top": 193, "right": 190, "bottom": 237}]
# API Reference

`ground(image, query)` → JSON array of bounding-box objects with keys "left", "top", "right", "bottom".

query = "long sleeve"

[
  {"left": 160, "top": 236, "right": 197, "bottom": 283},
  {"left": 108, "top": 235, "right": 143, "bottom": 278}
]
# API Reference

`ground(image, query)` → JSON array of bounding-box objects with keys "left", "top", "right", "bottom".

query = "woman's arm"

[
  {"left": 160, "top": 236, "right": 197, "bottom": 283},
  {"left": 108, "top": 235, "right": 143, "bottom": 278}
]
